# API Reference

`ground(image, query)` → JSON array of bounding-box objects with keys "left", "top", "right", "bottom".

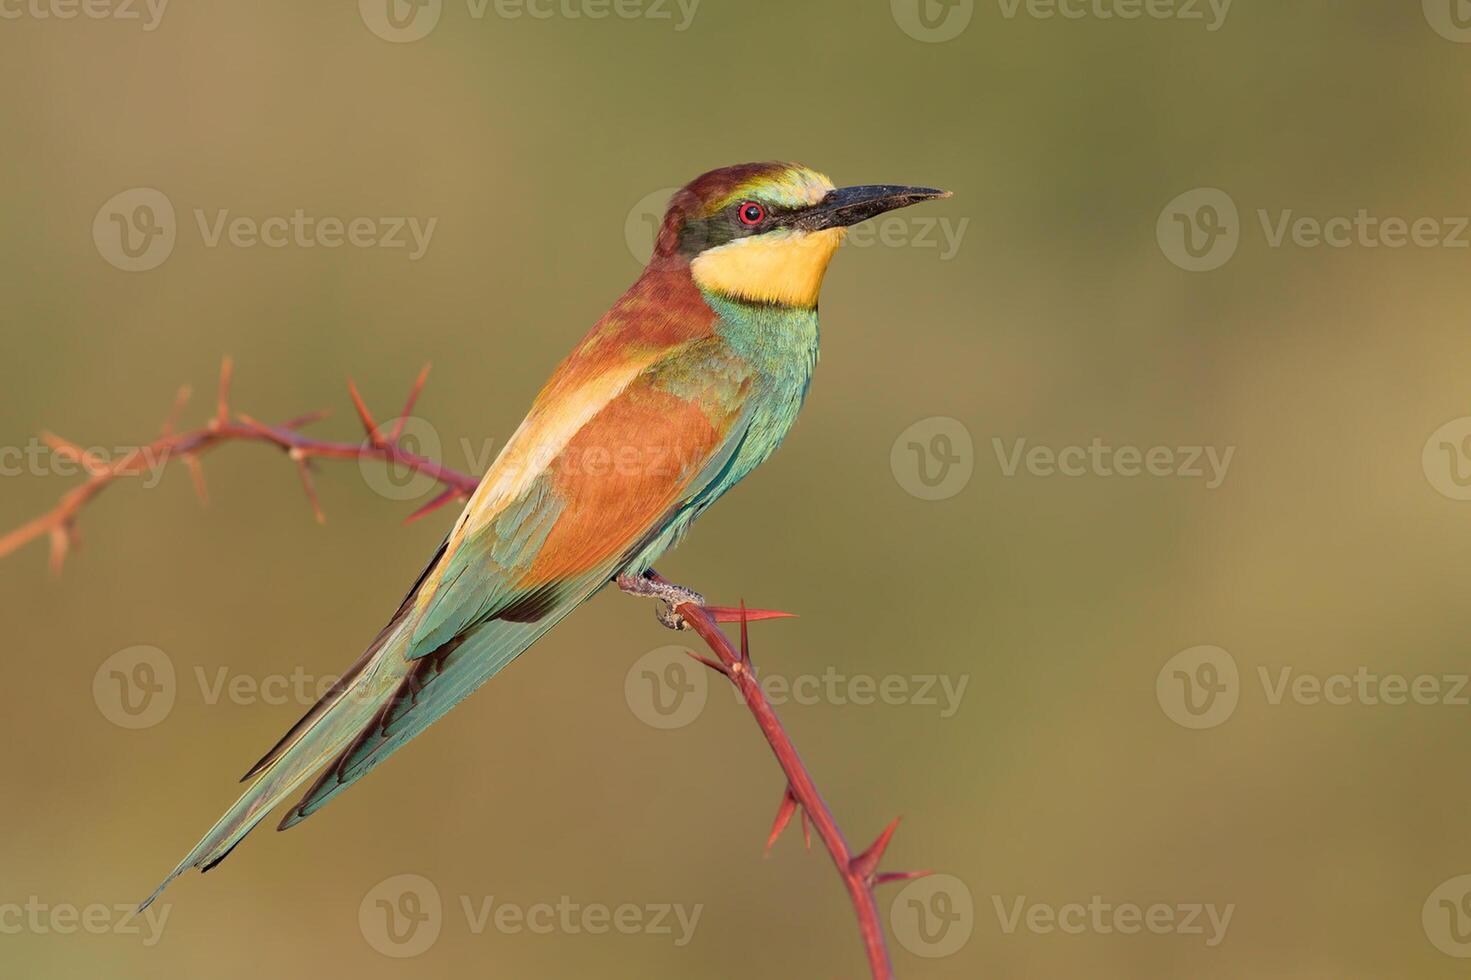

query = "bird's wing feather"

[
  {"left": 407, "top": 335, "right": 750, "bottom": 654},
  {"left": 143, "top": 270, "right": 745, "bottom": 908},
  {"left": 276, "top": 344, "right": 755, "bottom": 824}
]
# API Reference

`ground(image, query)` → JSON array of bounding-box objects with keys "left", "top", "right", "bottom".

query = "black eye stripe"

[{"left": 672, "top": 201, "right": 803, "bottom": 256}]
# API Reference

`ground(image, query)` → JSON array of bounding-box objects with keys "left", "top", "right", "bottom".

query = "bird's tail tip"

[
  {"left": 136, "top": 871, "right": 178, "bottom": 915},
  {"left": 137, "top": 838, "right": 229, "bottom": 915}
]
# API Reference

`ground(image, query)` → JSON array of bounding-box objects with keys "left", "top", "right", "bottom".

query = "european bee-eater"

[{"left": 143, "top": 162, "right": 948, "bottom": 908}]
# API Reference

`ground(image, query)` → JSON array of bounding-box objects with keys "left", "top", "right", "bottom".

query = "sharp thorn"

[
  {"left": 874, "top": 870, "right": 932, "bottom": 887},
  {"left": 404, "top": 487, "right": 459, "bottom": 525},
  {"left": 851, "top": 817, "right": 902, "bottom": 881},
  {"left": 47, "top": 525, "right": 70, "bottom": 577},
  {"left": 707, "top": 606, "right": 796, "bottom": 623},
  {"left": 282, "top": 408, "right": 331, "bottom": 430},
  {"left": 40, "top": 432, "right": 106, "bottom": 474},
  {"left": 738, "top": 600, "right": 752, "bottom": 666},
  {"left": 765, "top": 786, "right": 800, "bottom": 856},
  {"left": 215, "top": 357, "right": 234, "bottom": 425},
  {"left": 184, "top": 454, "right": 208, "bottom": 506},
  {"left": 682, "top": 649, "right": 730, "bottom": 677},
  {"left": 346, "top": 378, "right": 385, "bottom": 447},
  {"left": 162, "top": 384, "right": 192, "bottom": 436},
  {"left": 390, "top": 363, "right": 432, "bottom": 443},
  {"left": 234, "top": 413, "right": 278, "bottom": 440},
  {"left": 294, "top": 456, "right": 325, "bottom": 524}
]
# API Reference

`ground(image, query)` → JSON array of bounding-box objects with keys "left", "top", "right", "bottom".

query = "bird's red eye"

[{"left": 738, "top": 201, "right": 766, "bottom": 226}]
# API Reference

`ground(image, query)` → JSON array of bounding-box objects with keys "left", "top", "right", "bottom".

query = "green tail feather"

[
  {"left": 138, "top": 619, "right": 413, "bottom": 911},
  {"left": 139, "top": 573, "right": 608, "bottom": 913}
]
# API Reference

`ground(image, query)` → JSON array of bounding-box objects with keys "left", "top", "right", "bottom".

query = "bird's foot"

[{"left": 616, "top": 571, "right": 705, "bottom": 631}]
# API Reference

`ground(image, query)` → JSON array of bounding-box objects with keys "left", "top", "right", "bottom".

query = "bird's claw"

[
  {"left": 651, "top": 585, "right": 705, "bottom": 631},
  {"left": 655, "top": 601, "right": 689, "bottom": 631},
  {"left": 616, "top": 571, "right": 704, "bottom": 631}
]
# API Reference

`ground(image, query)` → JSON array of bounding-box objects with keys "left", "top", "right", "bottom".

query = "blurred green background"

[{"left": 5, "top": 1, "right": 1471, "bottom": 976}]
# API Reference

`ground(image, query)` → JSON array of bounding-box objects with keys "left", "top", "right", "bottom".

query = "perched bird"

[{"left": 142, "top": 162, "right": 948, "bottom": 908}]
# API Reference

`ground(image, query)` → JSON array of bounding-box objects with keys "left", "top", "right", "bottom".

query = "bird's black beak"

[{"left": 794, "top": 184, "right": 951, "bottom": 231}]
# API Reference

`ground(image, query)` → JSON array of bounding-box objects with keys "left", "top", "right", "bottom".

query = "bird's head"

[{"left": 652, "top": 162, "right": 950, "bottom": 308}]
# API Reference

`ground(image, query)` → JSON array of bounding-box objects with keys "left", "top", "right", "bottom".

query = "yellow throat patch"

[{"left": 690, "top": 227, "right": 847, "bottom": 307}]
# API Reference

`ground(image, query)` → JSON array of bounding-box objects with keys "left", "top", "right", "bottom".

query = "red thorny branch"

[{"left": 0, "top": 359, "right": 930, "bottom": 979}]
